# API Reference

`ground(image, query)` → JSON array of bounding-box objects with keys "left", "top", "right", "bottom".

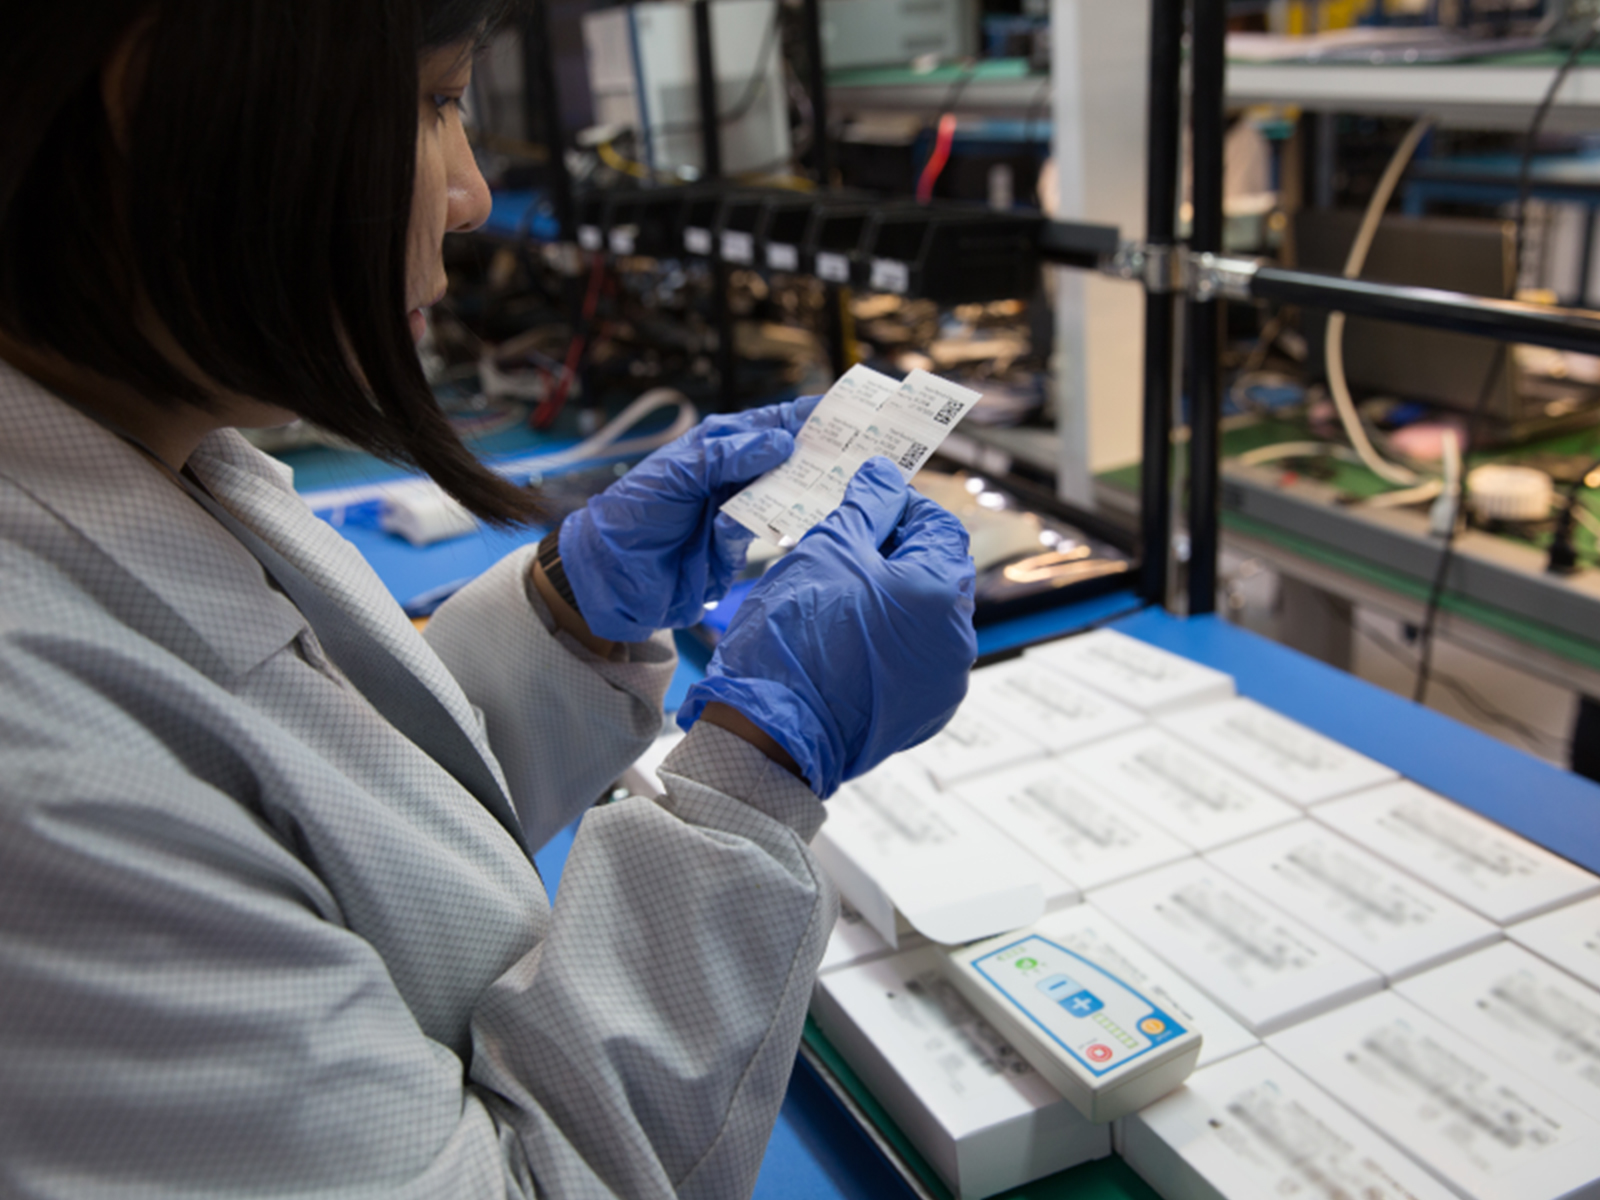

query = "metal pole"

[
  {"left": 1246, "top": 264, "right": 1600, "bottom": 355},
  {"left": 1140, "top": 0, "right": 1184, "bottom": 608},
  {"left": 801, "top": 0, "right": 832, "bottom": 184},
  {"left": 521, "top": 0, "right": 572, "bottom": 238},
  {"left": 1186, "top": 0, "right": 1226, "bottom": 617},
  {"left": 693, "top": 0, "right": 723, "bottom": 181}
]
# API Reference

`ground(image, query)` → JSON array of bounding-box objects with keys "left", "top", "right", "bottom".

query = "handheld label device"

[{"left": 942, "top": 932, "right": 1203, "bottom": 1122}]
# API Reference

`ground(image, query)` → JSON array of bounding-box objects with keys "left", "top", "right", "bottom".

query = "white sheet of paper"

[
  {"left": 1315, "top": 780, "right": 1600, "bottom": 926},
  {"left": 1269, "top": 990, "right": 1600, "bottom": 1200},
  {"left": 1510, "top": 895, "right": 1600, "bottom": 992},
  {"left": 1092, "top": 858, "right": 1382, "bottom": 1035},
  {"left": 1159, "top": 697, "right": 1398, "bottom": 806},
  {"left": 1120, "top": 1046, "right": 1457, "bottom": 1200},
  {"left": 951, "top": 760, "right": 1193, "bottom": 893},
  {"left": 965, "top": 660, "right": 1144, "bottom": 755},
  {"left": 1397, "top": 942, "right": 1600, "bottom": 1123},
  {"left": 1025, "top": 628, "right": 1235, "bottom": 715},
  {"left": 1060, "top": 726, "right": 1300, "bottom": 852},
  {"left": 1207, "top": 820, "right": 1501, "bottom": 982},
  {"left": 721, "top": 365, "right": 982, "bottom": 544},
  {"left": 812, "top": 758, "right": 1059, "bottom": 946}
]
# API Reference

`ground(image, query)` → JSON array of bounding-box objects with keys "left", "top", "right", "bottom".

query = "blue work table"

[{"left": 320, "top": 473, "right": 1600, "bottom": 1197}]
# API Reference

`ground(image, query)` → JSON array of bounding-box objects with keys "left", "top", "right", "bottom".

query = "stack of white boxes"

[{"left": 802, "top": 627, "right": 1600, "bottom": 1200}]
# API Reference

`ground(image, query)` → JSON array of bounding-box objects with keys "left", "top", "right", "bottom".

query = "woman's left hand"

[{"left": 557, "top": 393, "right": 821, "bottom": 641}]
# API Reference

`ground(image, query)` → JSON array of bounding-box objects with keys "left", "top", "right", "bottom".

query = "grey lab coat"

[{"left": 0, "top": 360, "right": 835, "bottom": 1199}]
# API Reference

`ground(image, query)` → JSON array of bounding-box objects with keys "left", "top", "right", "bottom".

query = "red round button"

[{"left": 1086, "top": 1044, "right": 1113, "bottom": 1062}]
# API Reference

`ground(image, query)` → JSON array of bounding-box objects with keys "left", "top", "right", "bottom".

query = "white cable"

[
  {"left": 1325, "top": 116, "right": 1434, "bottom": 487},
  {"left": 1234, "top": 440, "right": 1363, "bottom": 468},
  {"left": 1428, "top": 429, "right": 1460, "bottom": 535},
  {"left": 1364, "top": 479, "right": 1444, "bottom": 509},
  {"left": 302, "top": 389, "right": 698, "bottom": 515}
]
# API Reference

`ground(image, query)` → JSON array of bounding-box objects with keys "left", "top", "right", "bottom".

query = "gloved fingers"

[
  {"left": 885, "top": 491, "right": 975, "bottom": 573},
  {"left": 701, "top": 427, "right": 796, "bottom": 493},
  {"left": 719, "top": 392, "right": 822, "bottom": 436},
  {"left": 777, "top": 391, "right": 823, "bottom": 434},
  {"left": 708, "top": 512, "right": 757, "bottom": 600},
  {"left": 819, "top": 457, "right": 909, "bottom": 551}
]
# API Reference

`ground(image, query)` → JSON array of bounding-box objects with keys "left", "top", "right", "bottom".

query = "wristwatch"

[{"left": 536, "top": 529, "right": 581, "bottom": 614}]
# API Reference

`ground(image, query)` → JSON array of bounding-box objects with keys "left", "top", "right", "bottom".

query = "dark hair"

[{"left": 0, "top": 0, "right": 537, "bottom": 524}]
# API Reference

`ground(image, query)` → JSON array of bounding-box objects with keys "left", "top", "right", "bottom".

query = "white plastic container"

[{"left": 810, "top": 946, "right": 1110, "bottom": 1200}]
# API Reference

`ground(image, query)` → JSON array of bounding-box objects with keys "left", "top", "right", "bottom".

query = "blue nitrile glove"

[
  {"left": 677, "top": 456, "right": 978, "bottom": 798},
  {"left": 559, "top": 394, "right": 823, "bottom": 641}
]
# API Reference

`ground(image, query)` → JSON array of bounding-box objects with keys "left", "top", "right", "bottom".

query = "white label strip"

[{"left": 721, "top": 365, "right": 980, "bottom": 546}]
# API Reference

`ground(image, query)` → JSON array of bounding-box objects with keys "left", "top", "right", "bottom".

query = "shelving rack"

[{"left": 524, "top": 0, "right": 1600, "bottom": 620}]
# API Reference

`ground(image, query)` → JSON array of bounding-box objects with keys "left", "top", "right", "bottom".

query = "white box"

[
  {"left": 1270, "top": 990, "right": 1600, "bottom": 1200},
  {"left": 812, "top": 759, "right": 1062, "bottom": 946},
  {"left": 1397, "top": 941, "right": 1600, "bottom": 1123},
  {"left": 1316, "top": 781, "right": 1600, "bottom": 925},
  {"left": 905, "top": 700, "right": 1049, "bottom": 791},
  {"left": 1092, "top": 858, "right": 1383, "bottom": 1035},
  {"left": 1207, "top": 821, "right": 1501, "bottom": 982},
  {"left": 1036, "top": 905, "right": 1258, "bottom": 1069},
  {"left": 1159, "top": 697, "right": 1399, "bottom": 806},
  {"left": 1119, "top": 1046, "right": 1458, "bottom": 1200},
  {"left": 965, "top": 659, "right": 1144, "bottom": 755},
  {"left": 951, "top": 760, "right": 1191, "bottom": 893},
  {"left": 1060, "top": 726, "right": 1300, "bottom": 852},
  {"left": 1512, "top": 895, "right": 1600, "bottom": 992},
  {"left": 811, "top": 947, "right": 1111, "bottom": 1200},
  {"left": 1025, "top": 627, "right": 1236, "bottom": 715},
  {"left": 818, "top": 899, "right": 914, "bottom": 976}
]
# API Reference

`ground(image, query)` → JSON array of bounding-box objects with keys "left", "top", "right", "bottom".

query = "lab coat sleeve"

[
  {"left": 1, "top": 662, "right": 832, "bottom": 1200},
  {"left": 469, "top": 722, "right": 836, "bottom": 1199},
  {"left": 422, "top": 544, "right": 677, "bottom": 851}
]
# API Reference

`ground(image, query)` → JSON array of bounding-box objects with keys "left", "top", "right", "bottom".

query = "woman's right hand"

[{"left": 678, "top": 457, "right": 978, "bottom": 798}]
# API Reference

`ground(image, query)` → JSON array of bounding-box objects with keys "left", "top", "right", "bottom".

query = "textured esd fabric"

[{"left": 0, "top": 361, "right": 833, "bottom": 1199}]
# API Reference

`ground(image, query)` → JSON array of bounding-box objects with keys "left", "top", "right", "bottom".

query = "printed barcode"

[
  {"left": 898, "top": 442, "right": 929, "bottom": 472},
  {"left": 933, "top": 400, "right": 963, "bottom": 426}
]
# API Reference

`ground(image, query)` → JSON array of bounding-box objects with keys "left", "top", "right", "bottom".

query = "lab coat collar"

[{"left": 0, "top": 359, "right": 308, "bottom": 683}]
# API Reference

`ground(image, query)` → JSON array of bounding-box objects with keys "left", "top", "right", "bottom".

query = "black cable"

[
  {"left": 1546, "top": 454, "right": 1600, "bottom": 573},
  {"left": 1354, "top": 615, "right": 1568, "bottom": 758},
  {"left": 1412, "top": 22, "right": 1600, "bottom": 705},
  {"left": 649, "top": 8, "right": 785, "bottom": 138}
]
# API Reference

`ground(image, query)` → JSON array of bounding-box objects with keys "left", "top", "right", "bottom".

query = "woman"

[{"left": 0, "top": 1, "right": 976, "bottom": 1197}]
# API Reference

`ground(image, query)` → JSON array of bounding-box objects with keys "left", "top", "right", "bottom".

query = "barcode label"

[
  {"left": 578, "top": 225, "right": 602, "bottom": 251},
  {"left": 720, "top": 229, "right": 754, "bottom": 263},
  {"left": 684, "top": 227, "right": 712, "bottom": 255},
  {"left": 898, "top": 441, "right": 929, "bottom": 472},
  {"left": 767, "top": 243, "right": 799, "bottom": 271},
  {"left": 933, "top": 400, "right": 964, "bottom": 426},
  {"left": 608, "top": 226, "right": 636, "bottom": 255},
  {"left": 817, "top": 252, "right": 850, "bottom": 282},
  {"left": 870, "top": 258, "right": 910, "bottom": 294}
]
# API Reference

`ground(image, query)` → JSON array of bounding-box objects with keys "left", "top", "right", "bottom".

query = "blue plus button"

[{"left": 1059, "top": 990, "right": 1103, "bottom": 1018}]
